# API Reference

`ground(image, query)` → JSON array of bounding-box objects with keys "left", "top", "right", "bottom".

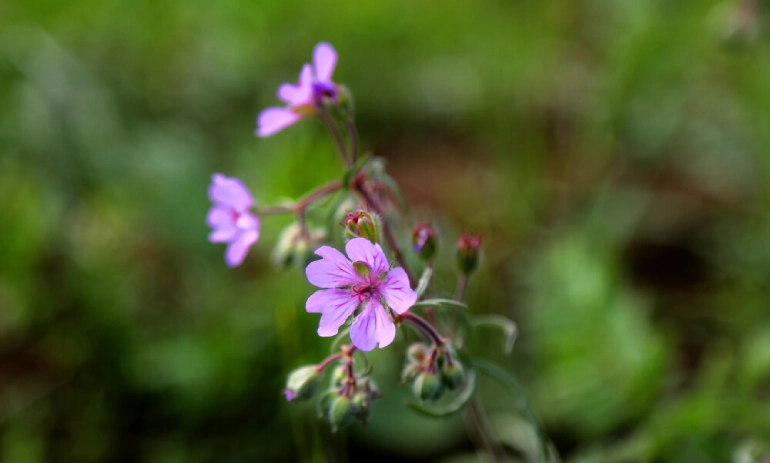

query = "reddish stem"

[{"left": 399, "top": 312, "right": 444, "bottom": 346}]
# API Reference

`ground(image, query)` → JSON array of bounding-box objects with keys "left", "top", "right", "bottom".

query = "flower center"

[
  {"left": 229, "top": 208, "right": 241, "bottom": 222},
  {"left": 350, "top": 284, "right": 374, "bottom": 304},
  {"left": 312, "top": 82, "right": 338, "bottom": 105}
]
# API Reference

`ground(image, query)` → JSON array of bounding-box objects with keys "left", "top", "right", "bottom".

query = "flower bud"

[
  {"left": 351, "top": 392, "right": 369, "bottom": 421},
  {"left": 328, "top": 395, "right": 354, "bottom": 431},
  {"left": 316, "top": 389, "right": 337, "bottom": 418},
  {"left": 284, "top": 365, "right": 321, "bottom": 402},
  {"left": 407, "top": 343, "right": 428, "bottom": 363},
  {"left": 356, "top": 377, "right": 379, "bottom": 398},
  {"left": 456, "top": 234, "right": 482, "bottom": 275},
  {"left": 440, "top": 360, "right": 465, "bottom": 390},
  {"left": 272, "top": 223, "right": 325, "bottom": 269},
  {"left": 344, "top": 211, "right": 380, "bottom": 243},
  {"left": 412, "top": 371, "right": 444, "bottom": 402},
  {"left": 412, "top": 223, "right": 437, "bottom": 261},
  {"left": 330, "top": 365, "right": 346, "bottom": 387},
  {"left": 401, "top": 363, "right": 422, "bottom": 384}
]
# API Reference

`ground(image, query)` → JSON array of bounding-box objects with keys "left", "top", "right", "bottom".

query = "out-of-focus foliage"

[{"left": 2, "top": 0, "right": 770, "bottom": 462}]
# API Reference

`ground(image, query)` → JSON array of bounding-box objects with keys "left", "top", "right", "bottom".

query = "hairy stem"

[
  {"left": 319, "top": 108, "right": 351, "bottom": 167},
  {"left": 399, "top": 312, "right": 444, "bottom": 346},
  {"left": 345, "top": 118, "right": 359, "bottom": 164},
  {"left": 294, "top": 179, "right": 343, "bottom": 241},
  {"left": 456, "top": 273, "right": 469, "bottom": 302}
]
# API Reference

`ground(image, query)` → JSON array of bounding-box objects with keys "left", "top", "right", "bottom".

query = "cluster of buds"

[
  {"left": 284, "top": 345, "right": 380, "bottom": 431},
  {"left": 343, "top": 210, "right": 380, "bottom": 243},
  {"left": 401, "top": 342, "right": 466, "bottom": 402}
]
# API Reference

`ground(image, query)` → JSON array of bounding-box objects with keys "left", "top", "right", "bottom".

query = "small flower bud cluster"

[
  {"left": 401, "top": 342, "right": 466, "bottom": 403},
  {"left": 284, "top": 345, "right": 380, "bottom": 432},
  {"left": 272, "top": 223, "right": 326, "bottom": 269},
  {"left": 344, "top": 210, "right": 380, "bottom": 243}
]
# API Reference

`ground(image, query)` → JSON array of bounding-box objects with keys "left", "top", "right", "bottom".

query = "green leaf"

[
  {"left": 406, "top": 367, "right": 477, "bottom": 417},
  {"left": 471, "top": 315, "right": 518, "bottom": 354}
]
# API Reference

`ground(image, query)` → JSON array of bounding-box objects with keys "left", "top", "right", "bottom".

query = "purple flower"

[
  {"left": 206, "top": 173, "right": 260, "bottom": 267},
  {"left": 256, "top": 42, "right": 338, "bottom": 137},
  {"left": 305, "top": 238, "right": 417, "bottom": 351}
]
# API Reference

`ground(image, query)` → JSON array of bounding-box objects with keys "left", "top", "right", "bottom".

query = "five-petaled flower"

[
  {"left": 256, "top": 42, "right": 339, "bottom": 137},
  {"left": 207, "top": 173, "right": 260, "bottom": 267},
  {"left": 305, "top": 238, "right": 417, "bottom": 351}
]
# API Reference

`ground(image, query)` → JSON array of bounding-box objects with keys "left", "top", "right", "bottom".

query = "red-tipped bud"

[
  {"left": 344, "top": 210, "right": 380, "bottom": 243},
  {"left": 456, "top": 234, "right": 482, "bottom": 275},
  {"left": 412, "top": 223, "right": 437, "bottom": 261}
]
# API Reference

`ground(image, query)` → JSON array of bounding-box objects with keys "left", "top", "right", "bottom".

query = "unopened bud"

[
  {"left": 456, "top": 234, "right": 482, "bottom": 275},
  {"left": 407, "top": 343, "right": 428, "bottom": 363},
  {"left": 401, "top": 363, "right": 422, "bottom": 384},
  {"left": 316, "top": 389, "right": 337, "bottom": 418},
  {"left": 284, "top": 366, "right": 321, "bottom": 402},
  {"left": 272, "top": 223, "right": 325, "bottom": 269},
  {"left": 412, "top": 223, "right": 437, "bottom": 261},
  {"left": 330, "top": 365, "right": 346, "bottom": 387},
  {"left": 328, "top": 396, "right": 354, "bottom": 431},
  {"left": 441, "top": 360, "right": 466, "bottom": 390},
  {"left": 412, "top": 371, "right": 444, "bottom": 402},
  {"left": 344, "top": 211, "right": 380, "bottom": 243}
]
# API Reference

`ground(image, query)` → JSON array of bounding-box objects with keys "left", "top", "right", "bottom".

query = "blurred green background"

[{"left": 3, "top": 0, "right": 770, "bottom": 461}]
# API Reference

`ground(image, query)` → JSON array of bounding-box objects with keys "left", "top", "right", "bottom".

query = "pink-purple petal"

[
  {"left": 350, "top": 300, "right": 396, "bottom": 351},
  {"left": 298, "top": 64, "right": 313, "bottom": 88},
  {"left": 208, "top": 223, "right": 237, "bottom": 243},
  {"left": 380, "top": 267, "right": 417, "bottom": 314},
  {"left": 305, "top": 246, "right": 360, "bottom": 288},
  {"left": 209, "top": 174, "right": 254, "bottom": 210},
  {"left": 235, "top": 212, "right": 260, "bottom": 231},
  {"left": 345, "top": 238, "right": 389, "bottom": 275},
  {"left": 317, "top": 296, "right": 359, "bottom": 337},
  {"left": 206, "top": 207, "right": 231, "bottom": 228},
  {"left": 313, "top": 42, "right": 337, "bottom": 82},
  {"left": 277, "top": 82, "right": 311, "bottom": 106},
  {"left": 306, "top": 288, "right": 353, "bottom": 313},
  {"left": 225, "top": 230, "right": 258, "bottom": 267},
  {"left": 256, "top": 107, "right": 302, "bottom": 137}
]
